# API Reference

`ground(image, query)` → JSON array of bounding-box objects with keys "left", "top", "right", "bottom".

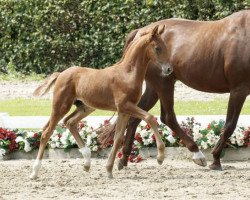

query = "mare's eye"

[{"left": 155, "top": 46, "right": 162, "bottom": 55}]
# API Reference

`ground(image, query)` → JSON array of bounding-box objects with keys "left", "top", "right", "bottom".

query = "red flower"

[
  {"left": 180, "top": 139, "right": 186, "bottom": 146},
  {"left": 146, "top": 124, "right": 151, "bottom": 130},
  {"left": 151, "top": 134, "right": 156, "bottom": 141},
  {"left": 131, "top": 145, "right": 136, "bottom": 151},
  {"left": 117, "top": 151, "right": 123, "bottom": 158},
  {"left": 104, "top": 120, "right": 110, "bottom": 126},
  {"left": 128, "top": 155, "right": 134, "bottom": 163},
  {"left": 207, "top": 123, "right": 211, "bottom": 129},
  {"left": 134, "top": 133, "right": 142, "bottom": 143},
  {"left": 33, "top": 133, "right": 38, "bottom": 139},
  {"left": 172, "top": 131, "right": 177, "bottom": 137},
  {"left": 79, "top": 122, "right": 85, "bottom": 129},
  {"left": 0, "top": 133, "right": 4, "bottom": 139},
  {"left": 135, "top": 156, "right": 142, "bottom": 163},
  {"left": 109, "top": 139, "right": 114, "bottom": 145}
]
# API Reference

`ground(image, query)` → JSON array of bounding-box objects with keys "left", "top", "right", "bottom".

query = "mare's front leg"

[
  {"left": 158, "top": 80, "right": 207, "bottom": 166},
  {"left": 106, "top": 113, "right": 130, "bottom": 178},
  {"left": 118, "top": 82, "right": 159, "bottom": 170},
  {"left": 210, "top": 89, "right": 247, "bottom": 170}
]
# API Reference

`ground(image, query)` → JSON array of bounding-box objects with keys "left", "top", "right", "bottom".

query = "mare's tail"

[
  {"left": 33, "top": 72, "right": 60, "bottom": 97},
  {"left": 97, "top": 121, "right": 117, "bottom": 148}
]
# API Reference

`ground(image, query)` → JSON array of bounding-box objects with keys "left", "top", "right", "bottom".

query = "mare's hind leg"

[
  {"left": 209, "top": 89, "right": 247, "bottom": 170},
  {"left": 64, "top": 104, "right": 95, "bottom": 171},
  {"left": 30, "top": 97, "right": 74, "bottom": 179},
  {"left": 118, "top": 83, "right": 159, "bottom": 170},
  {"left": 106, "top": 113, "right": 130, "bottom": 178}
]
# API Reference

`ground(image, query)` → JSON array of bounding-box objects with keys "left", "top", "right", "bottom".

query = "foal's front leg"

[
  {"left": 120, "top": 102, "right": 165, "bottom": 164},
  {"left": 106, "top": 113, "right": 129, "bottom": 178}
]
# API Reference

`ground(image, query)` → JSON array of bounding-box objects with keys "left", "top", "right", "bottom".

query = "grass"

[{"left": 1, "top": 98, "right": 250, "bottom": 116}]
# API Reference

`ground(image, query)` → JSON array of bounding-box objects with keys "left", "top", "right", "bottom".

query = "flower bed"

[{"left": 0, "top": 118, "right": 250, "bottom": 162}]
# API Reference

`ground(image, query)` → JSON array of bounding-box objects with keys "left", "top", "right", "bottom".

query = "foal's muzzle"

[{"left": 161, "top": 64, "right": 173, "bottom": 76}]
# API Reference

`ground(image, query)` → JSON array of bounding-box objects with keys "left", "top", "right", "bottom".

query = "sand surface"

[{"left": 0, "top": 158, "right": 249, "bottom": 200}]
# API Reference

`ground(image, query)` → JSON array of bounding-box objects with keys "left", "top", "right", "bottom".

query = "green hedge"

[{"left": 0, "top": 0, "right": 249, "bottom": 74}]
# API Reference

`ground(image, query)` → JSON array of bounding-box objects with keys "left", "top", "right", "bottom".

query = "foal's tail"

[{"left": 33, "top": 72, "right": 60, "bottom": 97}]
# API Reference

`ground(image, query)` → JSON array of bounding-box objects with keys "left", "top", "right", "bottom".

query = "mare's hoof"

[
  {"left": 192, "top": 158, "right": 207, "bottom": 167},
  {"left": 118, "top": 160, "right": 124, "bottom": 171},
  {"left": 209, "top": 163, "right": 223, "bottom": 171},
  {"left": 84, "top": 165, "right": 90, "bottom": 172}
]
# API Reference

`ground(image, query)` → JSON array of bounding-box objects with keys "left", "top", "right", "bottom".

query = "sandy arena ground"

[{"left": 0, "top": 158, "right": 249, "bottom": 200}]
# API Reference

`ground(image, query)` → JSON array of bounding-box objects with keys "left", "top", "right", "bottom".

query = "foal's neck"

[{"left": 120, "top": 37, "right": 150, "bottom": 81}]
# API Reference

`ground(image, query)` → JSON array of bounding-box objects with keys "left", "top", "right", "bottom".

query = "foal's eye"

[{"left": 155, "top": 46, "right": 162, "bottom": 54}]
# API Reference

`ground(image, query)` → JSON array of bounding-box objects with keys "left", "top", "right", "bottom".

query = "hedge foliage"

[{"left": 0, "top": 0, "right": 249, "bottom": 74}]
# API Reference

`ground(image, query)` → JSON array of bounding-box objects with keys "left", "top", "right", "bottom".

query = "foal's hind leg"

[
  {"left": 64, "top": 104, "right": 95, "bottom": 171},
  {"left": 209, "top": 89, "right": 247, "bottom": 170},
  {"left": 30, "top": 96, "right": 74, "bottom": 179},
  {"left": 106, "top": 113, "right": 129, "bottom": 178}
]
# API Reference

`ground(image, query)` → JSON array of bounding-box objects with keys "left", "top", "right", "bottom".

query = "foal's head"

[{"left": 145, "top": 25, "right": 173, "bottom": 76}]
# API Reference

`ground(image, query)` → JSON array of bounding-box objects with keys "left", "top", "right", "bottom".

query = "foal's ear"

[
  {"left": 158, "top": 25, "right": 165, "bottom": 35},
  {"left": 150, "top": 25, "right": 159, "bottom": 38}
]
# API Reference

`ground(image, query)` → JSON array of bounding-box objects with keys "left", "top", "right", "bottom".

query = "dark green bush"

[{"left": 0, "top": 0, "right": 249, "bottom": 74}]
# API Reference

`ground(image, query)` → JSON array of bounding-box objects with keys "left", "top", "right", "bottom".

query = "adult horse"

[{"left": 100, "top": 10, "right": 250, "bottom": 171}]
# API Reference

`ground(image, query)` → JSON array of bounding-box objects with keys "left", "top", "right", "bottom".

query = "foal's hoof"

[
  {"left": 107, "top": 172, "right": 114, "bottom": 179},
  {"left": 84, "top": 165, "right": 90, "bottom": 172},
  {"left": 192, "top": 158, "right": 207, "bottom": 167},
  {"left": 157, "top": 158, "right": 164, "bottom": 165},
  {"left": 118, "top": 160, "right": 124, "bottom": 171},
  {"left": 29, "top": 173, "right": 38, "bottom": 180},
  {"left": 209, "top": 163, "right": 223, "bottom": 171}
]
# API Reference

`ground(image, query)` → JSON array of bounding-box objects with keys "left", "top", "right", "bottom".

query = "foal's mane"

[{"left": 120, "top": 25, "right": 160, "bottom": 65}]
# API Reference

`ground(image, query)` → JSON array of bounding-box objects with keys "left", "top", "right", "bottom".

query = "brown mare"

[
  {"left": 30, "top": 26, "right": 172, "bottom": 179},
  {"left": 101, "top": 10, "right": 250, "bottom": 171}
]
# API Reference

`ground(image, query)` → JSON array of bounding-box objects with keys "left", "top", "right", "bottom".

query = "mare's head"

[{"left": 144, "top": 25, "right": 173, "bottom": 76}]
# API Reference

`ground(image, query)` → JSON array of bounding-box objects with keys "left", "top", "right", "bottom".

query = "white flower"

[
  {"left": 24, "top": 141, "right": 32, "bottom": 152},
  {"left": 50, "top": 142, "right": 57, "bottom": 149},
  {"left": 55, "top": 141, "right": 61, "bottom": 148},
  {"left": 140, "top": 129, "right": 148, "bottom": 138},
  {"left": 193, "top": 128, "right": 203, "bottom": 142},
  {"left": 0, "top": 148, "right": 6, "bottom": 157},
  {"left": 69, "top": 135, "right": 76, "bottom": 144},
  {"left": 15, "top": 136, "right": 24, "bottom": 143},
  {"left": 167, "top": 135, "right": 176, "bottom": 144},
  {"left": 91, "top": 131, "right": 97, "bottom": 138},
  {"left": 86, "top": 135, "right": 92, "bottom": 146},
  {"left": 27, "top": 131, "right": 35, "bottom": 138},
  {"left": 92, "top": 145, "right": 98, "bottom": 151},
  {"left": 143, "top": 138, "right": 150, "bottom": 146},
  {"left": 201, "top": 141, "right": 208, "bottom": 149},
  {"left": 206, "top": 133, "right": 219, "bottom": 146}
]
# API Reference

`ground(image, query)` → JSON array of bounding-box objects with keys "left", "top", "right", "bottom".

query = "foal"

[{"left": 30, "top": 25, "right": 172, "bottom": 179}]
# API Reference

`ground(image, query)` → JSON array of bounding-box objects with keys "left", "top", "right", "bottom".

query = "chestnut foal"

[{"left": 30, "top": 25, "right": 172, "bottom": 179}]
